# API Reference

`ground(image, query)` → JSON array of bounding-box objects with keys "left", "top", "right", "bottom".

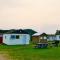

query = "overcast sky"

[{"left": 0, "top": 0, "right": 60, "bottom": 34}]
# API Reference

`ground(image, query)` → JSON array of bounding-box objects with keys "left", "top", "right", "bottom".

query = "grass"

[{"left": 0, "top": 44, "right": 60, "bottom": 60}]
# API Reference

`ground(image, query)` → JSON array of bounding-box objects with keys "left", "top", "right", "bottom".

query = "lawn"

[{"left": 0, "top": 44, "right": 60, "bottom": 60}]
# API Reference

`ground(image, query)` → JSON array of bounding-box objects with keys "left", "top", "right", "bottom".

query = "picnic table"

[{"left": 35, "top": 43, "right": 48, "bottom": 48}]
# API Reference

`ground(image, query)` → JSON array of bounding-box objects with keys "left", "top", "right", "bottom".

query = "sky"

[{"left": 0, "top": 0, "right": 60, "bottom": 34}]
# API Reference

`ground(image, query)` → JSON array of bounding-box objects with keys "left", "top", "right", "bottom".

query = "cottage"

[
  {"left": 32, "top": 30, "right": 60, "bottom": 44},
  {"left": 0, "top": 29, "right": 30, "bottom": 45},
  {"left": 32, "top": 33, "right": 48, "bottom": 44},
  {"left": 47, "top": 34, "right": 56, "bottom": 41},
  {"left": 47, "top": 30, "right": 60, "bottom": 41},
  {"left": 39, "top": 33, "right": 48, "bottom": 43}
]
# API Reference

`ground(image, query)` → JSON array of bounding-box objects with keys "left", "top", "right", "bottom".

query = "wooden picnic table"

[{"left": 35, "top": 43, "right": 48, "bottom": 48}]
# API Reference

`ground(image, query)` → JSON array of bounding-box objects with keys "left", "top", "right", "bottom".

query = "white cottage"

[
  {"left": 47, "top": 35, "right": 56, "bottom": 41},
  {"left": 41, "top": 30, "right": 60, "bottom": 41},
  {"left": 3, "top": 30, "right": 30, "bottom": 45},
  {"left": 32, "top": 30, "right": 60, "bottom": 44}
]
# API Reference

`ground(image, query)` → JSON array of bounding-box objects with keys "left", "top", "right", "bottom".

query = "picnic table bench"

[{"left": 35, "top": 43, "right": 48, "bottom": 48}]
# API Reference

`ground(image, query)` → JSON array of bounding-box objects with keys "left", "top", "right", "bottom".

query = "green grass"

[{"left": 0, "top": 44, "right": 60, "bottom": 60}]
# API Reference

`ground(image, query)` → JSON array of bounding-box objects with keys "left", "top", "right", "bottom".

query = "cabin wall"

[
  {"left": 32, "top": 36, "right": 48, "bottom": 44},
  {"left": 3, "top": 34, "right": 30, "bottom": 45},
  {"left": 40, "top": 36, "right": 47, "bottom": 40},
  {"left": 47, "top": 36, "right": 55, "bottom": 41},
  {"left": 32, "top": 36, "right": 39, "bottom": 44},
  {"left": 56, "top": 35, "right": 60, "bottom": 40},
  {"left": 47, "top": 35, "right": 60, "bottom": 41}
]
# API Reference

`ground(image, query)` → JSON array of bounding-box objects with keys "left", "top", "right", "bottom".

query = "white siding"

[
  {"left": 47, "top": 37, "right": 54, "bottom": 41},
  {"left": 47, "top": 35, "right": 60, "bottom": 41},
  {"left": 56, "top": 35, "right": 60, "bottom": 40},
  {"left": 47, "top": 36, "right": 56, "bottom": 41},
  {"left": 3, "top": 34, "right": 30, "bottom": 45}
]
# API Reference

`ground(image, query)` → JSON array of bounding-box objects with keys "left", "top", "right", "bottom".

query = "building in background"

[
  {"left": 32, "top": 30, "right": 60, "bottom": 44},
  {"left": 32, "top": 33, "right": 48, "bottom": 44}
]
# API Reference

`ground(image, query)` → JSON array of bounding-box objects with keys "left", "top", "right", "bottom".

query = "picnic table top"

[{"left": 37, "top": 43, "right": 48, "bottom": 44}]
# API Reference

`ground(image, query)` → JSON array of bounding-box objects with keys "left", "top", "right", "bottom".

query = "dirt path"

[{"left": 0, "top": 54, "right": 9, "bottom": 60}]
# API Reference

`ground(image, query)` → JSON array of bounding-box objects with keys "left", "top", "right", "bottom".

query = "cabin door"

[{"left": 0, "top": 37, "right": 3, "bottom": 43}]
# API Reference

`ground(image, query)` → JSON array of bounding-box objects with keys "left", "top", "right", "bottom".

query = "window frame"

[
  {"left": 10, "top": 35, "right": 16, "bottom": 39},
  {"left": 16, "top": 35, "right": 20, "bottom": 39}
]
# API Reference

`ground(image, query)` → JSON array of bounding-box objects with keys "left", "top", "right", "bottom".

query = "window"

[
  {"left": 10, "top": 35, "right": 20, "bottom": 39},
  {"left": 40, "top": 37, "right": 43, "bottom": 39},
  {"left": 16, "top": 35, "right": 19, "bottom": 39},
  {"left": 11, "top": 35, "right": 15, "bottom": 39},
  {"left": 44, "top": 37, "right": 46, "bottom": 39}
]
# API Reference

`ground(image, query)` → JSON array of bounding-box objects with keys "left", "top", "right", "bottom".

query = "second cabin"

[{"left": 32, "top": 30, "right": 60, "bottom": 44}]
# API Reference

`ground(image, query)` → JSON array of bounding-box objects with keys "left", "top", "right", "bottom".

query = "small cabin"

[
  {"left": 3, "top": 29, "right": 30, "bottom": 45},
  {"left": 32, "top": 33, "right": 48, "bottom": 44}
]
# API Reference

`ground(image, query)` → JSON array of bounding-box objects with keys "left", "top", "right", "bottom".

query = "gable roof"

[
  {"left": 0, "top": 29, "right": 29, "bottom": 34},
  {"left": 10, "top": 29, "right": 29, "bottom": 34},
  {"left": 40, "top": 33, "right": 48, "bottom": 36}
]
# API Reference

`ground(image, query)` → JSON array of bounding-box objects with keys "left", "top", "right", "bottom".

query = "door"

[{"left": 0, "top": 37, "right": 3, "bottom": 43}]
